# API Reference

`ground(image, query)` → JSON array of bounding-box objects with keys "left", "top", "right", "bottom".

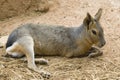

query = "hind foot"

[
  {"left": 28, "top": 65, "right": 51, "bottom": 79},
  {"left": 39, "top": 70, "right": 51, "bottom": 79}
]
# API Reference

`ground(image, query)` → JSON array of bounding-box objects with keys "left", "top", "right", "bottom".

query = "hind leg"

[
  {"left": 6, "top": 36, "right": 50, "bottom": 78},
  {"left": 6, "top": 42, "right": 24, "bottom": 58},
  {"left": 17, "top": 36, "right": 50, "bottom": 78}
]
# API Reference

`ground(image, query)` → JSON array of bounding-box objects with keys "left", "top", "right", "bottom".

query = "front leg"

[{"left": 88, "top": 47, "right": 103, "bottom": 58}]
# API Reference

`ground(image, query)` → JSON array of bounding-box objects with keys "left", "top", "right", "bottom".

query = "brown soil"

[
  {"left": 0, "top": 0, "right": 49, "bottom": 20},
  {"left": 0, "top": 0, "right": 120, "bottom": 80}
]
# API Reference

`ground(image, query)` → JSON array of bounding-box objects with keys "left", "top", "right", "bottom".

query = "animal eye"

[{"left": 92, "top": 30, "right": 97, "bottom": 35}]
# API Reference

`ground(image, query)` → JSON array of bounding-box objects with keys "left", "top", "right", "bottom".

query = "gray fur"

[
  {"left": 5, "top": 8, "right": 106, "bottom": 78},
  {"left": 6, "top": 22, "right": 105, "bottom": 57}
]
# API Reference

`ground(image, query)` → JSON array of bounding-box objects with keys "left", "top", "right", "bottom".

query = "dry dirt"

[
  {"left": 0, "top": 0, "right": 49, "bottom": 20},
  {"left": 0, "top": 0, "right": 120, "bottom": 80}
]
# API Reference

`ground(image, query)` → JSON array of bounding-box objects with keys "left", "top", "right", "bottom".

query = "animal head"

[{"left": 83, "top": 8, "right": 106, "bottom": 48}]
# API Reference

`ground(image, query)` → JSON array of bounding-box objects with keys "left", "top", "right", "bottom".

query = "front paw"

[
  {"left": 88, "top": 51, "right": 103, "bottom": 58},
  {"left": 35, "top": 58, "right": 48, "bottom": 65},
  {"left": 28, "top": 65, "right": 51, "bottom": 79}
]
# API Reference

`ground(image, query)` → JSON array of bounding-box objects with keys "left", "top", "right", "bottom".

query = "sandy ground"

[{"left": 0, "top": 0, "right": 120, "bottom": 80}]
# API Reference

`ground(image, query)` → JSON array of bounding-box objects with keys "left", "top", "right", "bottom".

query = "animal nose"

[{"left": 101, "top": 41, "right": 106, "bottom": 47}]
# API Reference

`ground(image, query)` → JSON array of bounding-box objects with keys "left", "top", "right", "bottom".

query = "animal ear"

[
  {"left": 83, "top": 13, "right": 93, "bottom": 30},
  {"left": 95, "top": 8, "right": 102, "bottom": 21}
]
